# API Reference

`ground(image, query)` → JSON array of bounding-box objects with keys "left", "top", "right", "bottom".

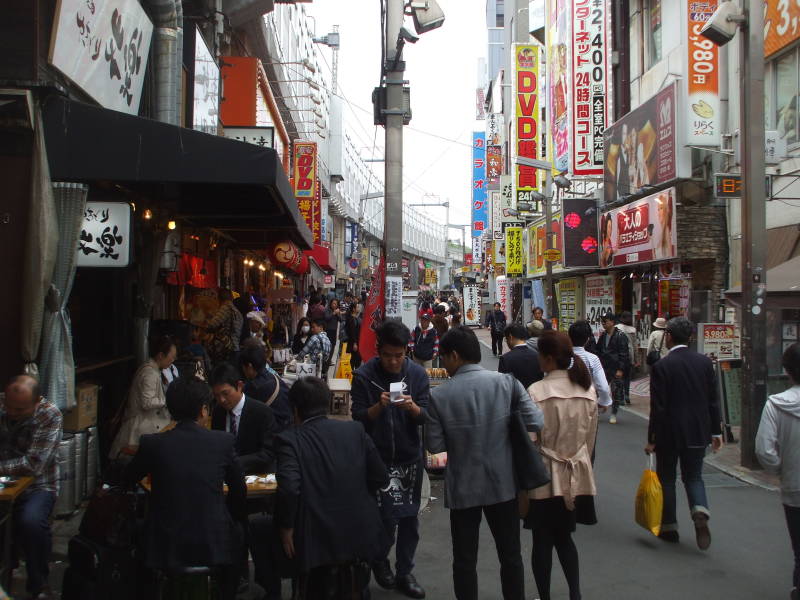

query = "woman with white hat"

[
  {"left": 243, "top": 310, "right": 267, "bottom": 347},
  {"left": 646, "top": 317, "right": 670, "bottom": 363}
]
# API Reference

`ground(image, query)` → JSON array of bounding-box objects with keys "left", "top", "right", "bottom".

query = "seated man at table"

[
  {"left": 0, "top": 375, "right": 62, "bottom": 600},
  {"left": 210, "top": 363, "right": 278, "bottom": 474},
  {"left": 271, "top": 376, "right": 389, "bottom": 597},
  {"left": 125, "top": 378, "right": 246, "bottom": 600},
  {"left": 238, "top": 345, "right": 292, "bottom": 432}
]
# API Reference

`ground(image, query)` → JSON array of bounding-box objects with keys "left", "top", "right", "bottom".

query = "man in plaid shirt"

[
  {"left": 1, "top": 375, "right": 63, "bottom": 598},
  {"left": 296, "top": 318, "right": 332, "bottom": 368}
]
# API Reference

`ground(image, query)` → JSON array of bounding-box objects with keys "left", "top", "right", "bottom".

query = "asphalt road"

[{"left": 371, "top": 345, "right": 794, "bottom": 600}]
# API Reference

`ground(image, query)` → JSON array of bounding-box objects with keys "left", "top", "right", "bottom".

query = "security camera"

[
  {"left": 399, "top": 26, "right": 420, "bottom": 44},
  {"left": 410, "top": 0, "right": 445, "bottom": 34},
  {"left": 699, "top": 2, "right": 743, "bottom": 47}
]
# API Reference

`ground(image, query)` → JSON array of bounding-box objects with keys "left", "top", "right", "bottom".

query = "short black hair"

[
  {"left": 666, "top": 316, "right": 694, "bottom": 345},
  {"left": 784, "top": 342, "right": 800, "bottom": 383},
  {"left": 166, "top": 378, "right": 212, "bottom": 422},
  {"left": 377, "top": 320, "right": 411, "bottom": 349},
  {"left": 238, "top": 345, "right": 267, "bottom": 372},
  {"left": 434, "top": 304, "right": 446, "bottom": 314},
  {"left": 440, "top": 326, "right": 481, "bottom": 363},
  {"left": 601, "top": 312, "right": 617, "bottom": 323},
  {"left": 289, "top": 376, "right": 330, "bottom": 420},
  {"left": 503, "top": 323, "right": 528, "bottom": 341},
  {"left": 149, "top": 336, "right": 175, "bottom": 359},
  {"left": 494, "top": 302, "right": 501, "bottom": 308},
  {"left": 533, "top": 306, "right": 544, "bottom": 313},
  {"left": 209, "top": 362, "right": 243, "bottom": 389},
  {"left": 568, "top": 320, "right": 593, "bottom": 347},
  {"left": 311, "top": 318, "right": 326, "bottom": 328}
]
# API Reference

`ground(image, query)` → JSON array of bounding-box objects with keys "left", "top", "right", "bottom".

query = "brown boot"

[{"left": 693, "top": 513, "right": 711, "bottom": 550}]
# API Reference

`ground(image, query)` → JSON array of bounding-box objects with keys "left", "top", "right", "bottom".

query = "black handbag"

[
  {"left": 646, "top": 331, "right": 666, "bottom": 366},
  {"left": 509, "top": 389, "right": 550, "bottom": 491}
]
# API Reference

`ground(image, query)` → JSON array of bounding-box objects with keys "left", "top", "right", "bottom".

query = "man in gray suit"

[{"left": 425, "top": 326, "right": 543, "bottom": 600}]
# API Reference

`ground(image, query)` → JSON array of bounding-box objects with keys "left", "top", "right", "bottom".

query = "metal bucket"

[
  {"left": 86, "top": 426, "right": 98, "bottom": 497},
  {"left": 54, "top": 434, "right": 75, "bottom": 517},
  {"left": 72, "top": 430, "right": 87, "bottom": 508}
]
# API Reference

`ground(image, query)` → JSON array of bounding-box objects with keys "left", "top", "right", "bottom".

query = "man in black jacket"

[
  {"left": 498, "top": 323, "right": 544, "bottom": 389},
  {"left": 238, "top": 345, "right": 292, "bottom": 431},
  {"left": 351, "top": 321, "right": 429, "bottom": 599},
  {"left": 645, "top": 317, "right": 723, "bottom": 550},
  {"left": 125, "top": 378, "right": 246, "bottom": 600},
  {"left": 596, "top": 312, "right": 630, "bottom": 424},
  {"left": 485, "top": 302, "right": 507, "bottom": 356},
  {"left": 210, "top": 363, "right": 278, "bottom": 474}
]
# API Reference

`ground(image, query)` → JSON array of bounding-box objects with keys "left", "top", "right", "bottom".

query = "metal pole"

[
  {"left": 543, "top": 171, "right": 554, "bottom": 325},
  {"left": 739, "top": 0, "right": 767, "bottom": 469},
  {"left": 383, "top": 0, "right": 404, "bottom": 319}
]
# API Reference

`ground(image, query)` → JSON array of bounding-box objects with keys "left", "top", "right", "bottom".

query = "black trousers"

[
  {"left": 785, "top": 504, "right": 800, "bottom": 591},
  {"left": 490, "top": 331, "right": 504, "bottom": 355},
  {"left": 449, "top": 498, "right": 524, "bottom": 600}
]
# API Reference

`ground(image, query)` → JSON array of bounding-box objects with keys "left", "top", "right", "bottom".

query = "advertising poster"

[
  {"left": 571, "top": 0, "right": 611, "bottom": 175},
  {"left": 496, "top": 276, "right": 510, "bottom": 323},
  {"left": 494, "top": 236, "right": 506, "bottom": 264},
  {"left": 556, "top": 278, "right": 583, "bottom": 332},
  {"left": 293, "top": 142, "right": 318, "bottom": 199},
  {"left": 505, "top": 226, "right": 524, "bottom": 276},
  {"left": 463, "top": 285, "right": 481, "bottom": 326},
  {"left": 685, "top": 0, "right": 720, "bottom": 146},
  {"left": 527, "top": 214, "right": 563, "bottom": 277},
  {"left": 500, "top": 175, "right": 516, "bottom": 224},
  {"left": 514, "top": 44, "right": 541, "bottom": 205},
  {"left": 562, "top": 197, "right": 599, "bottom": 268},
  {"left": 603, "top": 82, "right": 683, "bottom": 205},
  {"left": 599, "top": 187, "right": 678, "bottom": 268},
  {"left": 548, "top": 0, "right": 570, "bottom": 172},
  {"left": 584, "top": 274, "right": 614, "bottom": 340},
  {"left": 765, "top": 0, "right": 800, "bottom": 58},
  {"left": 699, "top": 323, "right": 741, "bottom": 360},
  {"left": 487, "top": 145, "right": 503, "bottom": 184},
  {"left": 472, "top": 132, "right": 489, "bottom": 237}
]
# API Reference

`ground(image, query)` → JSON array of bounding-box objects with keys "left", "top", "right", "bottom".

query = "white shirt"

[
  {"left": 669, "top": 344, "right": 688, "bottom": 353},
  {"left": 161, "top": 365, "right": 179, "bottom": 392},
  {"left": 573, "top": 346, "right": 613, "bottom": 407},
  {"left": 227, "top": 394, "right": 246, "bottom": 435}
]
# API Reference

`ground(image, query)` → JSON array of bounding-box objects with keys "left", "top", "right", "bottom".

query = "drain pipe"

[
  {"left": 147, "top": 0, "right": 179, "bottom": 126},
  {"left": 175, "top": 0, "right": 184, "bottom": 125}
]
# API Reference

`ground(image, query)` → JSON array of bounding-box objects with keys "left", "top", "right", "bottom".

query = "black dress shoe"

[
  {"left": 396, "top": 574, "right": 426, "bottom": 599},
  {"left": 657, "top": 530, "right": 680, "bottom": 543},
  {"left": 372, "top": 560, "right": 395, "bottom": 589}
]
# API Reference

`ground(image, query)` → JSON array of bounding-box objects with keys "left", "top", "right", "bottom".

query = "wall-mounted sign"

[
  {"left": 505, "top": 226, "right": 523, "bottom": 277},
  {"left": 496, "top": 276, "right": 510, "bottom": 322},
  {"left": 223, "top": 126, "right": 275, "bottom": 149},
  {"left": 194, "top": 28, "right": 220, "bottom": 134},
  {"left": 472, "top": 132, "right": 489, "bottom": 237},
  {"left": 685, "top": 0, "right": 720, "bottom": 147},
  {"left": 77, "top": 202, "right": 131, "bottom": 267},
  {"left": 385, "top": 276, "right": 403, "bottom": 319},
  {"left": 584, "top": 274, "right": 614, "bottom": 340},
  {"left": 49, "top": 0, "right": 153, "bottom": 115},
  {"left": 293, "top": 142, "right": 318, "bottom": 199},
  {"left": 599, "top": 187, "right": 678, "bottom": 268},
  {"left": 765, "top": 0, "right": 800, "bottom": 58},
  {"left": 472, "top": 236, "right": 484, "bottom": 264},
  {"left": 514, "top": 44, "right": 540, "bottom": 204},
  {"left": 548, "top": 0, "right": 570, "bottom": 172},
  {"left": 699, "top": 323, "right": 741, "bottom": 360}
]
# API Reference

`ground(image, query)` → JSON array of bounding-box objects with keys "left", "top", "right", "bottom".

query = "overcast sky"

[{"left": 306, "top": 0, "right": 487, "bottom": 242}]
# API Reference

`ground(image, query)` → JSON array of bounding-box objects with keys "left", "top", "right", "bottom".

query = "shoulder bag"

[{"left": 508, "top": 383, "right": 550, "bottom": 491}]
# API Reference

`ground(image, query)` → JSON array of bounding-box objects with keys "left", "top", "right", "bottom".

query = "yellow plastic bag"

[
  {"left": 635, "top": 455, "right": 663, "bottom": 536},
  {"left": 335, "top": 343, "right": 353, "bottom": 381}
]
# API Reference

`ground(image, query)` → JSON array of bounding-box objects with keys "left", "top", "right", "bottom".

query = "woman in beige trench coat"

[{"left": 525, "top": 330, "right": 598, "bottom": 600}]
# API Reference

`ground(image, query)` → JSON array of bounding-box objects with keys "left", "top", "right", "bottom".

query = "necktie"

[{"left": 229, "top": 412, "right": 237, "bottom": 436}]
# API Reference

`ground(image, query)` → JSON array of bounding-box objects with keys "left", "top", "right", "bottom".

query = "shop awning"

[
  {"left": 41, "top": 95, "right": 312, "bottom": 249},
  {"left": 725, "top": 255, "right": 800, "bottom": 294},
  {"left": 304, "top": 244, "right": 335, "bottom": 272}
]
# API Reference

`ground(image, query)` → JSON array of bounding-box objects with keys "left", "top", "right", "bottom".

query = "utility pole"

[
  {"left": 542, "top": 171, "right": 554, "bottom": 323},
  {"left": 383, "top": 0, "right": 405, "bottom": 319},
  {"left": 739, "top": 0, "right": 767, "bottom": 469}
]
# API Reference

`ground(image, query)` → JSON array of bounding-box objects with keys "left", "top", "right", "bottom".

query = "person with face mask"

[{"left": 291, "top": 318, "right": 312, "bottom": 355}]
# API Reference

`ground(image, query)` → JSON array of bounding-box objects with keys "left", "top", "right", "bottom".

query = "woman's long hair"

[{"left": 537, "top": 330, "right": 592, "bottom": 390}]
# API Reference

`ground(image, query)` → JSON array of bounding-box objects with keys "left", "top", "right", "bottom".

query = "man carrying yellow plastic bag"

[{"left": 635, "top": 455, "right": 663, "bottom": 537}]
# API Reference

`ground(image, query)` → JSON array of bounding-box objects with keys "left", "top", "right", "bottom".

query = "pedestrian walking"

[
  {"left": 498, "top": 323, "right": 544, "bottom": 390},
  {"left": 646, "top": 317, "right": 669, "bottom": 363},
  {"left": 756, "top": 342, "right": 800, "bottom": 599},
  {"left": 568, "top": 321, "right": 612, "bottom": 411},
  {"left": 426, "top": 326, "right": 543, "bottom": 600},
  {"left": 596, "top": 313, "right": 630, "bottom": 424},
  {"left": 645, "top": 316, "right": 723, "bottom": 549},
  {"left": 525, "top": 331, "right": 598, "bottom": 600},
  {"left": 408, "top": 313, "right": 439, "bottom": 369},
  {"left": 351, "top": 321, "right": 429, "bottom": 599},
  {"left": 532, "top": 306, "right": 553, "bottom": 330},
  {"left": 526, "top": 320, "right": 545, "bottom": 352},
  {"left": 616, "top": 311, "right": 638, "bottom": 405},
  {"left": 344, "top": 301, "right": 363, "bottom": 369},
  {"left": 485, "top": 302, "right": 507, "bottom": 356}
]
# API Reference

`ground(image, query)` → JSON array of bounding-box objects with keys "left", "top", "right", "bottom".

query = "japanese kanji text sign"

[
  {"left": 514, "top": 44, "right": 540, "bottom": 206},
  {"left": 77, "top": 201, "right": 131, "bottom": 267},
  {"left": 685, "top": 0, "right": 720, "bottom": 146},
  {"left": 472, "top": 132, "right": 488, "bottom": 237}
]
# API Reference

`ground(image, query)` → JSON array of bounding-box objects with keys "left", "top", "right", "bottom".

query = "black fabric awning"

[{"left": 42, "top": 95, "right": 312, "bottom": 249}]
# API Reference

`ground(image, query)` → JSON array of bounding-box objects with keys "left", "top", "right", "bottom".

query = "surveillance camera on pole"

[
  {"left": 399, "top": 26, "right": 420, "bottom": 44},
  {"left": 699, "top": 2, "right": 744, "bottom": 47},
  {"left": 409, "top": 0, "right": 445, "bottom": 34}
]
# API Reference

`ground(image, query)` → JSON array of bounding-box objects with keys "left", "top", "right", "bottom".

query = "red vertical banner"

[
  {"left": 312, "top": 177, "right": 322, "bottom": 244},
  {"left": 359, "top": 256, "right": 385, "bottom": 363}
]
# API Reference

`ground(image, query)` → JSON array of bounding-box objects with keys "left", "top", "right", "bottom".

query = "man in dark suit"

[
  {"left": 645, "top": 317, "right": 723, "bottom": 550},
  {"left": 596, "top": 312, "right": 631, "bottom": 424},
  {"left": 210, "top": 362, "right": 278, "bottom": 474},
  {"left": 239, "top": 345, "right": 292, "bottom": 431},
  {"left": 498, "top": 323, "right": 544, "bottom": 389},
  {"left": 125, "top": 378, "right": 246, "bottom": 600}
]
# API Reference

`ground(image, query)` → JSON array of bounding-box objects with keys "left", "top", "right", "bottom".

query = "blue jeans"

[
  {"left": 655, "top": 447, "right": 709, "bottom": 531},
  {"left": 13, "top": 489, "right": 56, "bottom": 594}
]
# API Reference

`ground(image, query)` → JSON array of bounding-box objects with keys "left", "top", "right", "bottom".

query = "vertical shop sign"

[
  {"left": 491, "top": 190, "right": 503, "bottom": 239},
  {"left": 549, "top": 0, "right": 570, "bottom": 172},
  {"left": 571, "top": 0, "right": 609, "bottom": 175},
  {"left": 77, "top": 202, "right": 132, "bottom": 267},
  {"left": 385, "top": 276, "right": 403, "bottom": 319},
  {"left": 487, "top": 145, "right": 503, "bottom": 184},
  {"left": 505, "top": 226, "right": 524, "bottom": 276},
  {"left": 359, "top": 256, "right": 385, "bottom": 362},
  {"left": 514, "top": 44, "right": 540, "bottom": 205},
  {"left": 472, "top": 236, "right": 484, "bottom": 264},
  {"left": 685, "top": 0, "right": 720, "bottom": 146},
  {"left": 311, "top": 178, "right": 322, "bottom": 244},
  {"left": 463, "top": 285, "right": 481, "bottom": 326},
  {"left": 293, "top": 142, "right": 318, "bottom": 199},
  {"left": 472, "top": 132, "right": 489, "bottom": 237},
  {"left": 496, "top": 276, "right": 510, "bottom": 322},
  {"left": 500, "top": 175, "right": 516, "bottom": 223},
  {"left": 584, "top": 274, "right": 614, "bottom": 340},
  {"left": 764, "top": 0, "right": 800, "bottom": 57}
]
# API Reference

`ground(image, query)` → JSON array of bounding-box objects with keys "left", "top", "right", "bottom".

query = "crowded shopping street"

[{"left": 2, "top": 0, "right": 800, "bottom": 599}]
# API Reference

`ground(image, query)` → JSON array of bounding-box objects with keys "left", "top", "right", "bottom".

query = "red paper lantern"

[{"left": 268, "top": 241, "right": 307, "bottom": 273}]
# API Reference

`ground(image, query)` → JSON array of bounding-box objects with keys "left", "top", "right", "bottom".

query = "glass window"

[
  {"left": 776, "top": 49, "right": 799, "bottom": 146},
  {"left": 644, "top": 0, "right": 662, "bottom": 70}
]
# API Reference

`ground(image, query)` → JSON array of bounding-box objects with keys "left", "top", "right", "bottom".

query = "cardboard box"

[{"left": 62, "top": 383, "right": 99, "bottom": 431}]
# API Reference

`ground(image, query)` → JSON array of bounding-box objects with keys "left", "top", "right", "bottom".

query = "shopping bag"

[{"left": 635, "top": 455, "right": 663, "bottom": 536}]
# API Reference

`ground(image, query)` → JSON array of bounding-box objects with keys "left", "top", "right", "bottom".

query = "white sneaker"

[{"left": 609, "top": 415, "right": 617, "bottom": 424}]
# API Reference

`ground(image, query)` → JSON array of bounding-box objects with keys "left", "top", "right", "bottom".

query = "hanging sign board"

[
  {"left": 463, "top": 285, "right": 481, "bottom": 326},
  {"left": 77, "top": 202, "right": 132, "bottom": 267}
]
